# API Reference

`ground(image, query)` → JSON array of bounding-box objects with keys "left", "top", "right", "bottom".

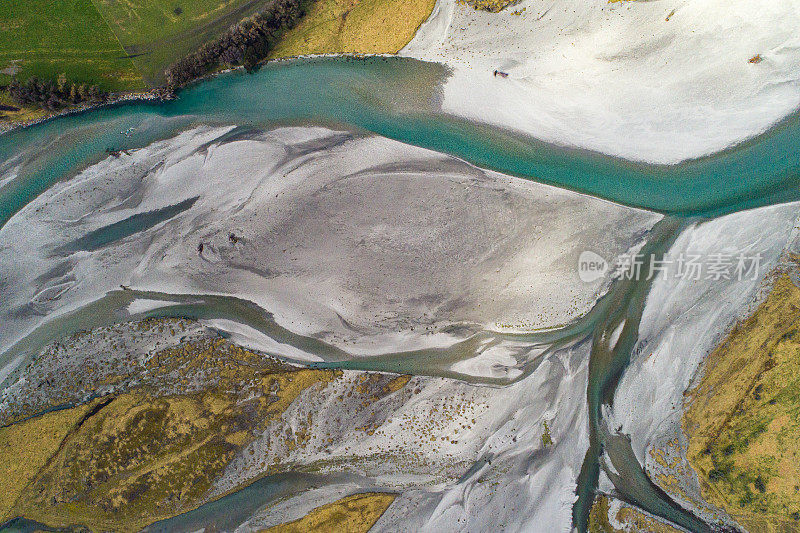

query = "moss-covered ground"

[
  {"left": 0, "top": 401, "right": 97, "bottom": 521},
  {"left": 456, "top": 0, "right": 519, "bottom": 13},
  {"left": 262, "top": 492, "right": 396, "bottom": 532},
  {"left": 1, "top": 334, "right": 339, "bottom": 532},
  {"left": 684, "top": 271, "right": 800, "bottom": 532},
  {"left": 588, "top": 495, "right": 683, "bottom": 533},
  {"left": 0, "top": 320, "right": 421, "bottom": 532}
]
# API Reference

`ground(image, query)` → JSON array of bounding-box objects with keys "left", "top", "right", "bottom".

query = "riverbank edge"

[
  {"left": 677, "top": 254, "right": 800, "bottom": 532},
  {"left": 0, "top": 53, "right": 410, "bottom": 138}
]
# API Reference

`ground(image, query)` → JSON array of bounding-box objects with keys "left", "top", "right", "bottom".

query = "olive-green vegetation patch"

[
  {"left": 588, "top": 495, "right": 683, "bottom": 533},
  {"left": 262, "top": 492, "right": 396, "bottom": 533},
  {"left": 456, "top": 0, "right": 519, "bottom": 12},
  {"left": 588, "top": 495, "right": 617, "bottom": 533},
  {"left": 269, "top": 0, "right": 435, "bottom": 57},
  {"left": 0, "top": 322, "right": 419, "bottom": 531},
  {"left": 13, "top": 391, "right": 246, "bottom": 532},
  {"left": 0, "top": 0, "right": 144, "bottom": 91},
  {"left": 0, "top": 401, "right": 97, "bottom": 522},
  {"left": 93, "top": 0, "right": 275, "bottom": 85},
  {"left": 0, "top": 330, "right": 295, "bottom": 426},
  {"left": 541, "top": 420, "right": 553, "bottom": 447},
  {"left": 11, "top": 369, "right": 337, "bottom": 532},
  {"left": 684, "top": 273, "right": 800, "bottom": 533},
  {"left": 0, "top": 323, "right": 343, "bottom": 532}
]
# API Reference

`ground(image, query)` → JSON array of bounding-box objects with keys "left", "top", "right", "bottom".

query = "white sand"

[
  {"left": 610, "top": 200, "right": 800, "bottom": 523},
  {"left": 126, "top": 298, "right": 181, "bottom": 315},
  {"left": 402, "top": 0, "right": 800, "bottom": 163},
  {"left": 0, "top": 125, "right": 658, "bottom": 363},
  {"left": 213, "top": 339, "right": 593, "bottom": 533}
]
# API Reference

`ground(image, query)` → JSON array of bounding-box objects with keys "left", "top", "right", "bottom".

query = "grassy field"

[
  {"left": 0, "top": 402, "right": 98, "bottom": 521},
  {"left": 684, "top": 267, "right": 800, "bottom": 533},
  {"left": 92, "top": 0, "right": 274, "bottom": 84},
  {"left": 0, "top": 0, "right": 144, "bottom": 91},
  {"left": 0, "top": 0, "right": 278, "bottom": 90},
  {"left": 269, "top": 0, "right": 435, "bottom": 57},
  {"left": 0, "top": 0, "right": 435, "bottom": 122},
  {"left": 1, "top": 0, "right": 436, "bottom": 90}
]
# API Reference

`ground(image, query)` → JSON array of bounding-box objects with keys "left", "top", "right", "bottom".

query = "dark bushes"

[
  {"left": 7, "top": 0, "right": 307, "bottom": 111},
  {"left": 164, "top": 0, "right": 304, "bottom": 90},
  {"left": 7, "top": 76, "right": 107, "bottom": 110}
]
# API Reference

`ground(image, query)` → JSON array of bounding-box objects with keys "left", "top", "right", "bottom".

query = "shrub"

[
  {"left": 164, "top": 0, "right": 305, "bottom": 90},
  {"left": 8, "top": 76, "right": 107, "bottom": 110}
]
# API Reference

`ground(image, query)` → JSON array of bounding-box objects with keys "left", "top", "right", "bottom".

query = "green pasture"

[
  {"left": 0, "top": 0, "right": 144, "bottom": 91},
  {"left": 92, "top": 0, "right": 272, "bottom": 84},
  {"left": 0, "top": 0, "right": 272, "bottom": 91}
]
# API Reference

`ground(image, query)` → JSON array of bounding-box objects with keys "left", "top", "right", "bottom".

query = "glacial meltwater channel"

[
  {"left": 2, "top": 56, "right": 799, "bottom": 532},
  {"left": 2, "top": 57, "right": 800, "bottom": 229}
]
